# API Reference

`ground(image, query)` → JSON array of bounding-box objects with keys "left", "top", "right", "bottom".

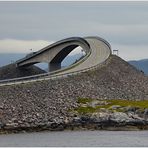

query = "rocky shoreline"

[
  {"left": 0, "top": 113, "right": 148, "bottom": 134},
  {"left": 0, "top": 101, "right": 148, "bottom": 134}
]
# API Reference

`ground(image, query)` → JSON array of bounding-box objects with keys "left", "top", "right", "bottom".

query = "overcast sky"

[{"left": 0, "top": 1, "right": 148, "bottom": 60}]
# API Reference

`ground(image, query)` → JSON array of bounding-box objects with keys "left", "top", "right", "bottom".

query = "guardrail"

[{"left": 0, "top": 37, "right": 111, "bottom": 86}]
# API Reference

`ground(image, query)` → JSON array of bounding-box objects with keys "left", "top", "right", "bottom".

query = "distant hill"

[
  {"left": 128, "top": 59, "right": 148, "bottom": 75},
  {"left": 0, "top": 53, "right": 26, "bottom": 67}
]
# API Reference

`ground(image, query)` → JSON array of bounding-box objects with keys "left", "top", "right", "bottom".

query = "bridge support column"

[{"left": 48, "top": 63, "right": 61, "bottom": 72}]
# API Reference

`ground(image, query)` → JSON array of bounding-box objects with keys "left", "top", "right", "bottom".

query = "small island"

[{"left": 0, "top": 54, "right": 148, "bottom": 134}]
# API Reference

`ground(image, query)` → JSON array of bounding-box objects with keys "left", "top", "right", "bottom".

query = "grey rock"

[
  {"left": 110, "top": 112, "right": 133, "bottom": 123},
  {"left": 99, "top": 108, "right": 108, "bottom": 112},
  {"left": 5, "top": 122, "right": 19, "bottom": 128},
  {"left": 88, "top": 100, "right": 109, "bottom": 108},
  {"left": 126, "top": 106, "right": 140, "bottom": 112},
  {"left": 144, "top": 109, "right": 148, "bottom": 120},
  {"left": 91, "top": 112, "right": 110, "bottom": 122},
  {"left": 144, "top": 108, "right": 148, "bottom": 115},
  {"left": 0, "top": 122, "right": 5, "bottom": 129},
  {"left": 0, "top": 105, "right": 4, "bottom": 109},
  {"left": 109, "top": 105, "right": 121, "bottom": 110},
  {"left": 73, "top": 117, "right": 81, "bottom": 123},
  {"left": 135, "top": 109, "right": 144, "bottom": 115}
]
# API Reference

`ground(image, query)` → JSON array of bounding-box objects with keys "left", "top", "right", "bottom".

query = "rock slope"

[
  {"left": 0, "top": 55, "right": 148, "bottom": 132},
  {"left": 0, "top": 63, "right": 45, "bottom": 80}
]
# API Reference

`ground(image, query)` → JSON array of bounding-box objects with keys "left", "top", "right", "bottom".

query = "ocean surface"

[{"left": 0, "top": 130, "right": 148, "bottom": 147}]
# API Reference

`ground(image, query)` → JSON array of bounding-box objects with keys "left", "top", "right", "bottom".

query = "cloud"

[
  {"left": 0, "top": 39, "right": 53, "bottom": 53},
  {"left": 68, "top": 46, "right": 84, "bottom": 56},
  {"left": 0, "top": 2, "right": 148, "bottom": 60},
  {"left": 112, "top": 44, "right": 148, "bottom": 61},
  {"left": 0, "top": 39, "right": 83, "bottom": 56},
  {"left": 0, "top": 39, "right": 147, "bottom": 61},
  {"left": 0, "top": 2, "right": 148, "bottom": 43}
]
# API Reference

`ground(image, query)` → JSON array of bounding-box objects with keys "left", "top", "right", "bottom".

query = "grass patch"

[
  {"left": 74, "top": 98, "right": 148, "bottom": 114},
  {"left": 107, "top": 100, "right": 148, "bottom": 109},
  {"left": 77, "top": 98, "right": 93, "bottom": 104},
  {"left": 76, "top": 106, "right": 97, "bottom": 114}
]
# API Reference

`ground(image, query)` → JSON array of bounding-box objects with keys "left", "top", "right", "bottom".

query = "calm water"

[{"left": 0, "top": 130, "right": 148, "bottom": 147}]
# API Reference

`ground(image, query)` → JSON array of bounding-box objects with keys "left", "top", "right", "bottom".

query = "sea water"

[{"left": 0, "top": 130, "right": 148, "bottom": 147}]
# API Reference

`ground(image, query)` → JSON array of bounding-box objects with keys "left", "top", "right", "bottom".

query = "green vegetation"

[
  {"left": 77, "top": 98, "right": 93, "bottom": 104},
  {"left": 74, "top": 98, "right": 148, "bottom": 114},
  {"left": 108, "top": 99, "right": 148, "bottom": 109},
  {"left": 76, "top": 106, "right": 97, "bottom": 114}
]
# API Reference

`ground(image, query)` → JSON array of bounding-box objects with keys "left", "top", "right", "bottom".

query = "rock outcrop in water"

[{"left": 0, "top": 55, "right": 148, "bottom": 133}]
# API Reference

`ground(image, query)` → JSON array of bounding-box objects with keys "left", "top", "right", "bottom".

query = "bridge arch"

[{"left": 16, "top": 37, "right": 90, "bottom": 72}]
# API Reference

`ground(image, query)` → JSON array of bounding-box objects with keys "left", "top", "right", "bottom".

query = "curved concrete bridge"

[
  {"left": 16, "top": 37, "right": 90, "bottom": 72},
  {"left": 0, "top": 36, "right": 112, "bottom": 85}
]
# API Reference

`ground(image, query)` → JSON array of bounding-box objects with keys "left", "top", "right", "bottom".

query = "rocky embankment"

[
  {"left": 0, "top": 63, "right": 45, "bottom": 80},
  {"left": 0, "top": 55, "right": 148, "bottom": 133},
  {"left": 68, "top": 98, "right": 148, "bottom": 131}
]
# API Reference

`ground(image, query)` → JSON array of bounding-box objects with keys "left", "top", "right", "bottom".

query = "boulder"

[
  {"left": 144, "top": 108, "right": 148, "bottom": 115},
  {"left": 99, "top": 108, "right": 108, "bottom": 112},
  {"left": 109, "top": 105, "right": 121, "bottom": 110},
  {"left": 135, "top": 109, "right": 144, "bottom": 116},
  {"left": 126, "top": 106, "right": 140, "bottom": 112},
  {"left": 0, "top": 122, "right": 5, "bottom": 129},
  {"left": 110, "top": 112, "right": 133, "bottom": 123},
  {"left": 73, "top": 117, "right": 81, "bottom": 123},
  {"left": 144, "top": 108, "right": 148, "bottom": 120},
  {"left": 91, "top": 112, "right": 110, "bottom": 122}
]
